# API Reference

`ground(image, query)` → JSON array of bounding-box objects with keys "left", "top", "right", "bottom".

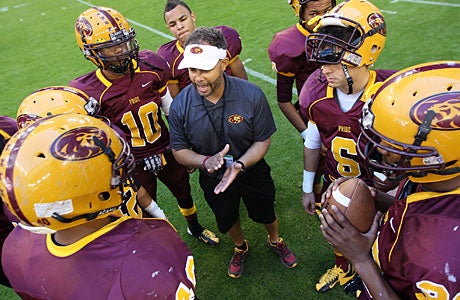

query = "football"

[{"left": 323, "top": 178, "right": 375, "bottom": 232}]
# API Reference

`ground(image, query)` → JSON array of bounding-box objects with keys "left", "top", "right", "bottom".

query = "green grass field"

[{"left": 1, "top": 0, "right": 459, "bottom": 299}]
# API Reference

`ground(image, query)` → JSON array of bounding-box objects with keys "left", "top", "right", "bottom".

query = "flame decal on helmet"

[
  {"left": 75, "top": 17, "right": 93, "bottom": 38},
  {"left": 410, "top": 92, "right": 460, "bottom": 130},
  {"left": 51, "top": 127, "right": 110, "bottom": 161},
  {"left": 367, "top": 13, "right": 386, "bottom": 36}
]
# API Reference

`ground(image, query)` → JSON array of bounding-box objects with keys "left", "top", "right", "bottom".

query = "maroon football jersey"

[
  {"left": 268, "top": 23, "right": 319, "bottom": 100},
  {"left": 69, "top": 50, "right": 171, "bottom": 160},
  {"left": 157, "top": 25, "right": 243, "bottom": 91},
  {"left": 299, "top": 69, "right": 396, "bottom": 185},
  {"left": 3, "top": 217, "right": 196, "bottom": 299},
  {"left": 362, "top": 181, "right": 460, "bottom": 299}
]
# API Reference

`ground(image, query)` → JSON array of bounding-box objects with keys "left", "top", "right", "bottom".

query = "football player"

[
  {"left": 69, "top": 6, "right": 218, "bottom": 245},
  {"left": 16, "top": 85, "right": 167, "bottom": 219},
  {"left": 299, "top": 0, "right": 396, "bottom": 296},
  {"left": 320, "top": 60, "right": 460, "bottom": 299},
  {"left": 268, "top": 0, "right": 335, "bottom": 139},
  {"left": 269, "top": 0, "right": 335, "bottom": 206},
  {"left": 0, "top": 114, "right": 196, "bottom": 299},
  {"left": 158, "top": 0, "right": 248, "bottom": 98}
]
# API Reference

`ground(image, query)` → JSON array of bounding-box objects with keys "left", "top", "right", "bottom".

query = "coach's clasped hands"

[
  {"left": 201, "top": 144, "right": 230, "bottom": 173},
  {"left": 199, "top": 144, "right": 244, "bottom": 194}
]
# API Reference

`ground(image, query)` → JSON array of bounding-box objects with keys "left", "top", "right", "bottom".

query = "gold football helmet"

[
  {"left": 0, "top": 114, "right": 136, "bottom": 231},
  {"left": 358, "top": 61, "right": 460, "bottom": 186},
  {"left": 306, "top": 0, "right": 386, "bottom": 67},
  {"left": 17, "top": 86, "right": 99, "bottom": 129},
  {"left": 75, "top": 6, "right": 139, "bottom": 74}
]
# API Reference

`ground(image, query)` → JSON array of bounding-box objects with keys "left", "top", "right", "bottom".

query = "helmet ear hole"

[
  {"left": 370, "top": 45, "right": 378, "bottom": 54},
  {"left": 98, "top": 191, "right": 111, "bottom": 201}
]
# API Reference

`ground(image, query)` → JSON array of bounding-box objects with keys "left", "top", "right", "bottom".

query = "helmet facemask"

[
  {"left": 306, "top": 0, "right": 386, "bottom": 68},
  {"left": 358, "top": 101, "right": 450, "bottom": 189},
  {"left": 307, "top": 23, "right": 364, "bottom": 66},
  {"left": 85, "top": 29, "right": 139, "bottom": 74}
]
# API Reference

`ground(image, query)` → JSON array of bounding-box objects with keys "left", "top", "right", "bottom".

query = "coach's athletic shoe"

[
  {"left": 266, "top": 236, "right": 298, "bottom": 268},
  {"left": 228, "top": 240, "right": 249, "bottom": 279},
  {"left": 187, "top": 227, "right": 219, "bottom": 246},
  {"left": 315, "top": 263, "right": 356, "bottom": 292}
]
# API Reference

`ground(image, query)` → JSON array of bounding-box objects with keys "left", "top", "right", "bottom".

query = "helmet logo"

[
  {"left": 75, "top": 17, "right": 93, "bottom": 37},
  {"left": 52, "top": 127, "right": 110, "bottom": 161},
  {"left": 367, "top": 13, "right": 386, "bottom": 36},
  {"left": 190, "top": 46, "right": 203, "bottom": 54},
  {"left": 228, "top": 114, "right": 244, "bottom": 124},
  {"left": 410, "top": 92, "right": 460, "bottom": 130}
]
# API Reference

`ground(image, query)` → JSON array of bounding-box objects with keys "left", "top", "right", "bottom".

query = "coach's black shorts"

[{"left": 199, "top": 159, "right": 276, "bottom": 233}]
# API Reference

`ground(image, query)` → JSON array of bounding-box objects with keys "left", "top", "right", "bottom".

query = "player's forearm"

[
  {"left": 278, "top": 102, "right": 307, "bottom": 133},
  {"left": 373, "top": 189, "right": 395, "bottom": 213},
  {"left": 303, "top": 147, "right": 320, "bottom": 172},
  {"left": 167, "top": 82, "right": 180, "bottom": 98},
  {"left": 229, "top": 58, "right": 248, "bottom": 80},
  {"left": 353, "top": 259, "right": 401, "bottom": 300}
]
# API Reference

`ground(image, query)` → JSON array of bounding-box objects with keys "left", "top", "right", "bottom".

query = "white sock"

[{"left": 144, "top": 200, "right": 167, "bottom": 219}]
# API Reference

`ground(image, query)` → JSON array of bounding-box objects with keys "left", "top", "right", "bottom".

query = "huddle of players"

[
  {"left": 0, "top": 0, "right": 459, "bottom": 299},
  {"left": 269, "top": 0, "right": 460, "bottom": 299}
]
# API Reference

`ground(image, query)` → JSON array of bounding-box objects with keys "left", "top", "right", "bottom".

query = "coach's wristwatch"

[{"left": 235, "top": 160, "right": 246, "bottom": 173}]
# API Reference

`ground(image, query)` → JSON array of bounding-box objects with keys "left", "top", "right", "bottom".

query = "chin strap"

[
  {"left": 341, "top": 64, "right": 354, "bottom": 94},
  {"left": 413, "top": 110, "right": 435, "bottom": 147},
  {"left": 318, "top": 67, "right": 326, "bottom": 83}
]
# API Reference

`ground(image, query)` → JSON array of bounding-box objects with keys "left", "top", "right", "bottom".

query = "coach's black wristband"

[{"left": 235, "top": 160, "right": 246, "bottom": 173}]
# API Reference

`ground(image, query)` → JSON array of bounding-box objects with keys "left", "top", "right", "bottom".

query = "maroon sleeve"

[
  {"left": 276, "top": 74, "right": 295, "bottom": 103},
  {"left": 269, "top": 25, "right": 320, "bottom": 103},
  {"left": 215, "top": 25, "right": 243, "bottom": 60},
  {"left": 298, "top": 68, "right": 326, "bottom": 123},
  {"left": 140, "top": 50, "right": 171, "bottom": 96}
]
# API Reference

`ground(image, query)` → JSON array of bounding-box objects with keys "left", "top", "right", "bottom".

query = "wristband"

[
  {"left": 235, "top": 160, "right": 246, "bottom": 172},
  {"left": 201, "top": 156, "right": 211, "bottom": 170},
  {"left": 302, "top": 170, "right": 316, "bottom": 193}
]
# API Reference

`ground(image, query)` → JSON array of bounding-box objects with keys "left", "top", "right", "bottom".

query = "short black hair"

[
  {"left": 184, "top": 27, "right": 227, "bottom": 49},
  {"left": 164, "top": 0, "right": 192, "bottom": 20}
]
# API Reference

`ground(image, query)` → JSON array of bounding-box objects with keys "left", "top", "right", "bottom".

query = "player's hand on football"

[
  {"left": 302, "top": 192, "right": 316, "bottom": 215},
  {"left": 203, "top": 144, "right": 230, "bottom": 173},
  {"left": 321, "top": 177, "right": 349, "bottom": 206},
  {"left": 319, "top": 205, "right": 381, "bottom": 264}
]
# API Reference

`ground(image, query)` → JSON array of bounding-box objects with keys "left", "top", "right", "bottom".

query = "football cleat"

[
  {"left": 266, "top": 236, "right": 298, "bottom": 268},
  {"left": 228, "top": 240, "right": 249, "bottom": 278},
  {"left": 344, "top": 274, "right": 364, "bottom": 298},
  {"left": 187, "top": 227, "right": 219, "bottom": 246},
  {"left": 316, "top": 263, "right": 356, "bottom": 293}
]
